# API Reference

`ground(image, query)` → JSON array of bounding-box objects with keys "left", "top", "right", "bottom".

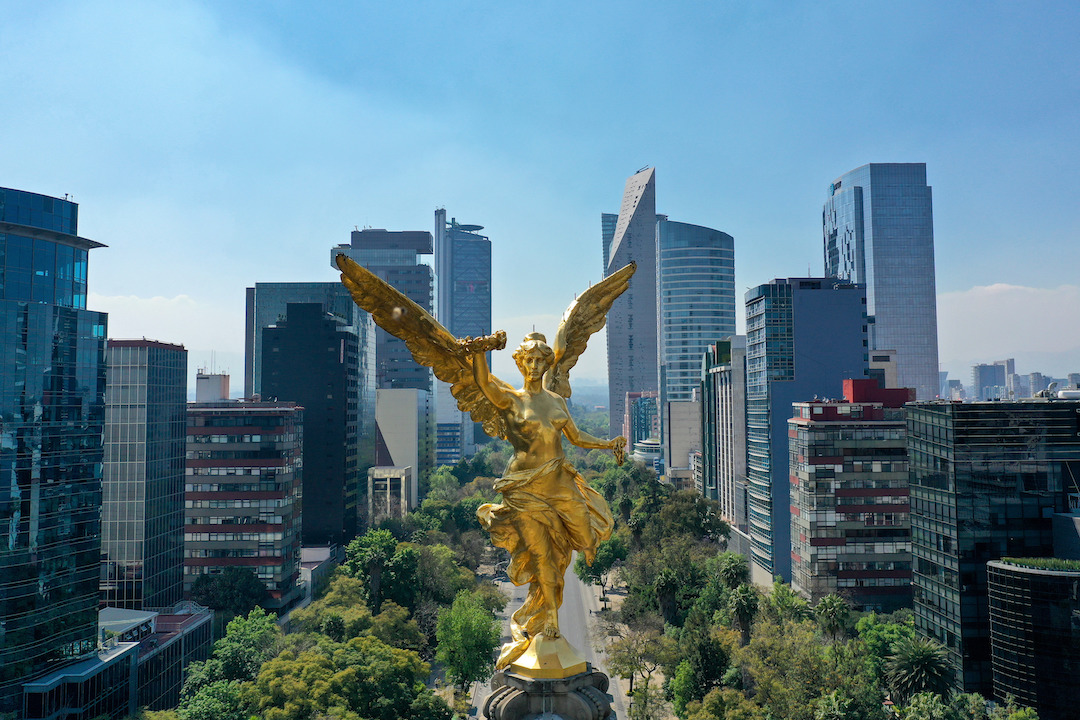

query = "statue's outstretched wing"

[
  {"left": 336, "top": 254, "right": 512, "bottom": 439},
  {"left": 546, "top": 262, "right": 636, "bottom": 398}
]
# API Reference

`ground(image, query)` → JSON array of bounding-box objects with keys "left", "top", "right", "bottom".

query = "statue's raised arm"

[{"left": 336, "top": 253, "right": 512, "bottom": 439}]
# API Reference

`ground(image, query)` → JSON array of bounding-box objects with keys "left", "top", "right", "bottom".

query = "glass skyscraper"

[
  {"left": 433, "top": 209, "right": 491, "bottom": 458},
  {"left": 100, "top": 339, "right": 188, "bottom": 610},
  {"left": 907, "top": 400, "right": 1080, "bottom": 696},
  {"left": 0, "top": 188, "right": 108, "bottom": 712},
  {"left": 656, "top": 219, "right": 735, "bottom": 407},
  {"left": 824, "top": 163, "right": 940, "bottom": 401},
  {"left": 745, "top": 278, "right": 868, "bottom": 583},
  {"left": 604, "top": 168, "right": 659, "bottom": 437}
]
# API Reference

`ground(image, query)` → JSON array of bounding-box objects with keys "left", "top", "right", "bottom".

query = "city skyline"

[{"left": 4, "top": 3, "right": 1080, "bottom": 390}]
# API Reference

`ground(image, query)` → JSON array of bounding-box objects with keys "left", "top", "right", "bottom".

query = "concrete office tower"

[
  {"left": 745, "top": 278, "right": 868, "bottom": 584},
  {"left": 375, "top": 388, "right": 434, "bottom": 485},
  {"left": 663, "top": 400, "right": 701, "bottom": 491},
  {"left": 789, "top": 379, "right": 914, "bottom": 611},
  {"left": 604, "top": 168, "right": 659, "bottom": 436},
  {"left": 185, "top": 401, "right": 304, "bottom": 610},
  {"left": 907, "top": 400, "right": 1080, "bottom": 695},
  {"left": 332, "top": 228, "right": 435, "bottom": 392},
  {"left": 656, "top": 219, "right": 735, "bottom": 407},
  {"left": 0, "top": 188, "right": 110, "bottom": 713},
  {"left": 700, "top": 337, "right": 750, "bottom": 556},
  {"left": 433, "top": 209, "right": 491, "bottom": 457},
  {"left": 195, "top": 371, "right": 228, "bottom": 403},
  {"left": 824, "top": 163, "right": 940, "bottom": 400},
  {"left": 101, "top": 340, "right": 188, "bottom": 610},
  {"left": 262, "top": 303, "right": 363, "bottom": 545}
]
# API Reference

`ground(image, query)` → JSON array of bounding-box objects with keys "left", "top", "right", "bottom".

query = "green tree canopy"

[
  {"left": 189, "top": 568, "right": 269, "bottom": 621},
  {"left": 885, "top": 636, "right": 954, "bottom": 706},
  {"left": 243, "top": 635, "right": 446, "bottom": 720},
  {"left": 435, "top": 590, "right": 502, "bottom": 691}
]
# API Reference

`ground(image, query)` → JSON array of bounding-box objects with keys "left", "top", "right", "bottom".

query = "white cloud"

[
  {"left": 937, "top": 283, "right": 1080, "bottom": 378},
  {"left": 89, "top": 293, "right": 245, "bottom": 353}
]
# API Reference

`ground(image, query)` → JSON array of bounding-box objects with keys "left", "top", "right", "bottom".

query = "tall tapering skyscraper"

[
  {"left": 605, "top": 168, "right": 658, "bottom": 435},
  {"left": 824, "top": 163, "right": 939, "bottom": 400},
  {"left": 0, "top": 188, "right": 110, "bottom": 713}
]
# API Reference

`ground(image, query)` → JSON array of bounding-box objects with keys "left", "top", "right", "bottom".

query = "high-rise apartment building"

[
  {"left": 433, "top": 210, "right": 491, "bottom": 458},
  {"left": 0, "top": 188, "right": 110, "bottom": 713},
  {"left": 907, "top": 400, "right": 1080, "bottom": 695},
  {"left": 332, "top": 229, "right": 435, "bottom": 392},
  {"left": 101, "top": 340, "right": 188, "bottom": 610},
  {"left": 789, "top": 379, "right": 914, "bottom": 611},
  {"left": 605, "top": 168, "right": 659, "bottom": 436},
  {"left": 261, "top": 303, "right": 363, "bottom": 545},
  {"left": 700, "top": 337, "right": 750, "bottom": 555},
  {"left": 824, "top": 163, "right": 939, "bottom": 400},
  {"left": 745, "top": 278, "right": 868, "bottom": 584},
  {"left": 184, "top": 401, "right": 304, "bottom": 611},
  {"left": 656, "top": 219, "right": 735, "bottom": 407}
]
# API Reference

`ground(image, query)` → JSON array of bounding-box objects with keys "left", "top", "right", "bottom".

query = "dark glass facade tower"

[
  {"left": 907, "top": 400, "right": 1080, "bottom": 695},
  {"left": 262, "top": 303, "right": 361, "bottom": 545},
  {"left": 987, "top": 559, "right": 1080, "bottom": 720},
  {"left": 744, "top": 278, "right": 868, "bottom": 583},
  {"left": 332, "top": 229, "right": 434, "bottom": 392},
  {"left": 824, "top": 164, "right": 940, "bottom": 401},
  {"left": 101, "top": 340, "right": 188, "bottom": 610},
  {"left": 244, "top": 282, "right": 376, "bottom": 475},
  {"left": 0, "top": 188, "right": 108, "bottom": 712}
]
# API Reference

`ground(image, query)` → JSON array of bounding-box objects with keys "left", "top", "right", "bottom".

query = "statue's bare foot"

[{"left": 540, "top": 606, "right": 561, "bottom": 638}]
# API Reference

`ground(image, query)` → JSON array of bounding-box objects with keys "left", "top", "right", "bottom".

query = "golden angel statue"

[{"left": 336, "top": 254, "right": 634, "bottom": 678}]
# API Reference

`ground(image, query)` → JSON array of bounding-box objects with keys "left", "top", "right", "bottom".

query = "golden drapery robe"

[{"left": 477, "top": 458, "right": 614, "bottom": 669}]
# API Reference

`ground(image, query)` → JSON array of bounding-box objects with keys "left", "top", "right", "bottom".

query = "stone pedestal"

[{"left": 483, "top": 667, "right": 614, "bottom": 720}]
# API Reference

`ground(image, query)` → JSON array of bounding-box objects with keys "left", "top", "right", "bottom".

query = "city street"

[{"left": 471, "top": 555, "right": 629, "bottom": 718}]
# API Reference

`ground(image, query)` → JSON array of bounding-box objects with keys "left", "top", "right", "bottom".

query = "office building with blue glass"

[
  {"left": 657, "top": 218, "right": 735, "bottom": 407},
  {"left": 101, "top": 339, "right": 188, "bottom": 611},
  {"left": 745, "top": 278, "right": 868, "bottom": 584},
  {"left": 434, "top": 209, "right": 491, "bottom": 459},
  {"left": 824, "top": 163, "right": 939, "bottom": 401},
  {"left": 0, "top": 188, "right": 110, "bottom": 713}
]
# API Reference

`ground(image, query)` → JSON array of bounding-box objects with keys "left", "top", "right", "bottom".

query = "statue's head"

[{"left": 513, "top": 332, "right": 555, "bottom": 379}]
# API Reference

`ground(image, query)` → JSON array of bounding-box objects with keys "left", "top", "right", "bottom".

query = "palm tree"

[
  {"left": 714, "top": 552, "right": 750, "bottom": 590},
  {"left": 814, "top": 593, "right": 850, "bottom": 642},
  {"left": 728, "top": 583, "right": 759, "bottom": 647},
  {"left": 885, "top": 636, "right": 954, "bottom": 705}
]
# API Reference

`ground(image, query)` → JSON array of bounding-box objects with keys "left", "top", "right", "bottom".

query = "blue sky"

[{"left": 3, "top": 1, "right": 1079, "bottom": 389}]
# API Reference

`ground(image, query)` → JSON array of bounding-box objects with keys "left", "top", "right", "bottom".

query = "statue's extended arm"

[
  {"left": 561, "top": 406, "right": 627, "bottom": 464},
  {"left": 465, "top": 334, "right": 512, "bottom": 411}
]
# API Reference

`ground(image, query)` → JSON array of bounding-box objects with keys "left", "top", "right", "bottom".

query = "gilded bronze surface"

[{"left": 337, "top": 254, "right": 634, "bottom": 677}]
